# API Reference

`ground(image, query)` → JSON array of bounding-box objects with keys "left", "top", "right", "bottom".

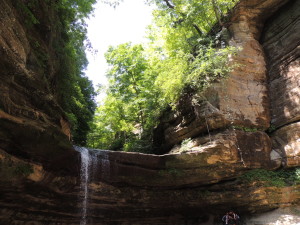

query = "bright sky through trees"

[{"left": 85, "top": 0, "right": 154, "bottom": 101}]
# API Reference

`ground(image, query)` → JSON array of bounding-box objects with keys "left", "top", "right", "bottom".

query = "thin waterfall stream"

[
  {"left": 76, "top": 146, "right": 90, "bottom": 225},
  {"left": 75, "top": 146, "right": 111, "bottom": 225}
]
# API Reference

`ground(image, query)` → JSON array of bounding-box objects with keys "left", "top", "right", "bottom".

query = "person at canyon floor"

[{"left": 222, "top": 210, "right": 240, "bottom": 225}]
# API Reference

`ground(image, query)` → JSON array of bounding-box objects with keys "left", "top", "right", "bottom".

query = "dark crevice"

[{"left": 267, "top": 119, "right": 300, "bottom": 135}]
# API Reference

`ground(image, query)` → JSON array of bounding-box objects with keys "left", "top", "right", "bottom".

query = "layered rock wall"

[
  {"left": 154, "top": 0, "right": 300, "bottom": 171},
  {"left": 1, "top": 147, "right": 299, "bottom": 224},
  {"left": 0, "top": 0, "right": 300, "bottom": 224},
  {"left": 261, "top": 0, "right": 300, "bottom": 167},
  {"left": 0, "top": 0, "right": 78, "bottom": 174},
  {"left": 154, "top": 0, "right": 290, "bottom": 152}
]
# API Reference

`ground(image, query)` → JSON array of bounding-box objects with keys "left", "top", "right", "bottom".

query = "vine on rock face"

[{"left": 88, "top": 0, "right": 239, "bottom": 152}]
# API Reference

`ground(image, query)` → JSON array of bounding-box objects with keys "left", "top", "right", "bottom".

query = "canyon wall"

[
  {"left": 0, "top": 0, "right": 78, "bottom": 174},
  {"left": 261, "top": 0, "right": 300, "bottom": 167},
  {"left": 0, "top": 0, "right": 299, "bottom": 224}
]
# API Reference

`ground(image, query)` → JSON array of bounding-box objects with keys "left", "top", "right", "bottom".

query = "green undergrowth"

[
  {"left": 14, "top": 162, "right": 34, "bottom": 176},
  {"left": 15, "top": 0, "right": 40, "bottom": 27},
  {"left": 0, "top": 159, "right": 33, "bottom": 180},
  {"left": 239, "top": 168, "right": 300, "bottom": 187},
  {"left": 267, "top": 124, "right": 276, "bottom": 133}
]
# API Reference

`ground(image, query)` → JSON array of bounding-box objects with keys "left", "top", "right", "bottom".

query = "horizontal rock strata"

[
  {"left": 261, "top": 0, "right": 300, "bottom": 128},
  {"left": 88, "top": 130, "right": 277, "bottom": 187},
  {"left": 0, "top": 0, "right": 76, "bottom": 174},
  {"left": 1, "top": 148, "right": 299, "bottom": 224}
]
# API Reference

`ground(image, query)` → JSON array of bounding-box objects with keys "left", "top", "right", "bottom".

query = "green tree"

[
  {"left": 88, "top": 43, "right": 160, "bottom": 152},
  {"left": 88, "top": 0, "right": 239, "bottom": 152},
  {"left": 145, "top": 0, "right": 238, "bottom": 104},
  {"left": 55, "top": 0, "right": 97, "bottom": 145},
  {"left": 12, "top": 0, "right": 97, "bottom": 145},
  {"left": 105, "top": 43, "right": 158, "bottom": 132}
]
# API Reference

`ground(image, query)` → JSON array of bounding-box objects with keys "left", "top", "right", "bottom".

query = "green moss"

[
  {"left": 197, "top": 190, "right": 212, "bottom": 198},
  {"left": 14, "top": 163, "right": 34, "bottom": 176},
  {"left": 0, "top": 159, "right": 33, "bottom": 180},
  {"left": 267, "top": 124, "right": 276, "bottom": 133},
  {"left": 159, "top": 167, "right": 184, "bottom": 177},
  {"left": 232, "top": 125, "right": 259, "bottom": 132},
  {"left": 15, "top": 0, "right": 40, "bottom": 27},
  {"left": 239, "top": 168, "right": 300, "bottom": 187}
]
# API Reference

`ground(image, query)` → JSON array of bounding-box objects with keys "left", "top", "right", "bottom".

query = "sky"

[{"left": 85, "top": 0, "right": 155, "bottom": 102}]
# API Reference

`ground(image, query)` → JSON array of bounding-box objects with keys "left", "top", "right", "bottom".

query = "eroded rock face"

[
  {"left": 0, "top": 0, "right": 78, "bottom": 174},
  {"left": 154, "top": 0, "right": 291, "bottom": 152},
  {"left": 271, "top": 122, "right": 300, "bottom": 167},
  {"left": 92, "top": 130, "right": 277, "bottom": 187},
  {"left": 1, "top": 148, "right": 299, "bottom": 225},
  {"left": 0, "top": 148, "right": 80, "bottom": 224},
  {"left": 85, "top": 182, "right": 300, "bottom": 225},
  {"left": 260, "top": 0, "right": 300, "bottom": 168},
  {"left": 261, "top": 0, "right": 300, "bottom": 128}
]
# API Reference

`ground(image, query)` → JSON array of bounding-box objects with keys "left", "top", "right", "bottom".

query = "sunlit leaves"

[
  {"left": 88, "top": 43, "right": 160, "bottom": 151},
  {"left": 153, "top": 51, "right": 189, "bottom": 104},
  {"left": 148, "top": 0, "right": 239, "bottom": 55},
  {"left": 55, "top": 0, "right": 97, "bottom": 145},
  {"left": 61, "top": 0, "right": 97, "bottom": 19},
  {"left": 88, "top": 0, "right": 239, "bottom": 152}
]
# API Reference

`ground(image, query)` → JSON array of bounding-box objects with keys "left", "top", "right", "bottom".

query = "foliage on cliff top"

[
  {"left": 13, "top": 0, "right": 97, "bottom": 145},
  {"left": 55, "top": 0, "right": 97, "bottom": 145},
  {"left": 88, "top": 0, "right": 239, "bottom": 152}
]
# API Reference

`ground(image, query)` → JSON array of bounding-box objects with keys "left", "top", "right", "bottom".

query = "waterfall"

[
  {"left": 75, "top": 146, "right": 91, "bottom": 225},
  {"left": 75, "top": 146, "right": 110, "bottom": 225}
]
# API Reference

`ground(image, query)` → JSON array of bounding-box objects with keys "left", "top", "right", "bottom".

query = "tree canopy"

[
  {"left": 88, "top": 0, "right": 239, "bottom": 152},
  {"left": 55, "top": 0, "right": 97, "bottom": 145},
  {"left": 88, "top": 43, "right": 160, "bottom": 152}
]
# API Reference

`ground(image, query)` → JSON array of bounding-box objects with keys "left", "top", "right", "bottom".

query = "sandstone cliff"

[
  {"left": 0, "top": 0, "right": 78, "bottom": 174},
  {"left": 0, "top": 0, "right": 299, "bottom": 224}
]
